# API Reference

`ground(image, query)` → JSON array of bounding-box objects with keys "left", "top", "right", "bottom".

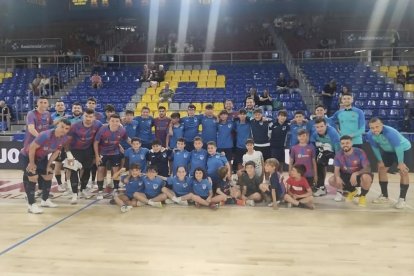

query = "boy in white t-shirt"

[{"left": 239, "top": 138, "right": 264, "bottom": 178}]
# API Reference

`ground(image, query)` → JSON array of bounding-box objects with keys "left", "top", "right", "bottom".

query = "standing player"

[
  {"left": 269, "top": 110, "right": 290, "bottom": 170},
  {"left": 146, "top": 139, "right": 172, "bottom": 177},
  {"left": 328, "top": 135, "right": 373, "bottom": 207},
  {"left": 367, "top": 118, "right": 412, "bottom": 209},
  {"left": 66, "top": 108, "right": 102, "bottom": 203},
  {"left": 206, "top": 141, "right": 231, "bottom": 192},
  {"left": 154, "top": 106, "right": 171, "bottom": 147},
  {"left": 67, "top": 102, "right": 83, "bottom": 124},
  {"left": 200, "top": 104, "right": 218, "bottom": 145},
  {"left": 51, "top": 99, "right": 68, "bottom": 191},
  {"left": 166, "top": 112, "right": 184, "bottom": 149},
  {"left": 182, "top": 104, "right": 201, "bottom": 152},
  {"left": 124, "top": 138, "right": 149, "bottom": 173},
  {"left": 233, "top": 109, "right": 251, "bottom": 172},
  {"left": 94, "top": 114, "right": 129, "bottom": 199},
  {"left": 250, "top": 108, "right": 271, "bottom": 161},
  {"left": 20, "top": 120, "right": 71, "bottom": 214},
  {"left": 307, "top": 105, "right": 334, "bottom": 136},
  {"left": 217, "top": 110, "right": 234, "bottom": 162},
  {"left": 171, "top": 138, "right": 191, "bottom": 176},
  {"left": 330, "top": 92, "right": 365, "bottom": 147},
  {"left": 310, "top": 118, "right": 340, "bottom": 196},
  {"left": 51, "top": 100, "right": 67, "bottom": 124},
  {"left": 134, "top": 106, "right": 154, "bottom": 149},
  {"left": 121, "top": 110, "right": 139, "bottom": 151},
  {"left": 23, "top": 96, "right": 53, "bottom": 195},
  {"left": 189, "top": 137, "right": 208, "bottom": 176},
  {"left": 289, "top": 110, "right": 308, "bottom": 147},
  {"left": 86, "top": 97, "right": 104, "bottom": 123}
]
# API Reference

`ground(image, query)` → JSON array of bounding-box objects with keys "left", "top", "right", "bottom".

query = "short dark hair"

[
  {"left": 177, "top": 138, "right": 186, "bottom": 144},
  {"left": 369, "top": 117, "right": 382, "bottom": 124},
  {"left": 171, "top": 112, "right": 180, "bottom": 119},
  {"left": 105, "top": 104, "right": 115, "bottom": 112},
  {"left": 84, "top": 108, "right": 95, "bottom": 115},
  {"left": 193, "top": 136, "right": 203, "bottom": 143},
  {"left": 219, "top": 110, "right": 229, "bottom": 116},
  {"left": 72, "top": 102, "right": 82, "bottom": 107},
  {"left": 142, "top": 106, "right": 150, "bottom": 111},
  {"left": 152, "top": 139, "right": 161, "bottom": 146},
  {"left": 245, "top": 138, "right": 254, "bottom": 145},
  {"left": 315, "top": 104, "right": 326, "bottom": 110},
  {"left": 205, "top": 104, "right": 213, "bottom": 110},
  {"left": 130, "top": 164, "right": 141, "bottom": 171},
  {"left": 314, "top": 117, "right": 326, "bottom": 125},
  {"left": 293, "top": 164, "right": 306, "bottom": 176},
  {"left": 245, "top": 161, "right": 256, "bottom": 169},
  {"left": 207, "top": 141, "right": 217, "bottom": 147},
  {"left": 188, "top": 104, "right": 196, "bottom": 110},
  {"left": 342, "top": 92, "right": 353, "bottom": 97},
  {"left": 147, "top": 165, "right": 158, "bottom": 173},
  {"left": 194, "top": 167, "right": 207, "bottom": 179},
  {"left": 55, "top": 99, "right": 64, "bottom": 104},
  {"left": 158, "top": 106, "right": 166, "bottom": 111},
  {"left": 239, "top": 109, "right": 247, "bottom": 114},
  {"left": 278, "top": 110, "right": 288, "bottom": 117},
  {"left": 253, "top": 108, "right": 262, "bottom": 114},
  {"left": 294, "top": 110, "right": 305, "bottom": 116},
  {"left": 217, "top": 166, "right": 229, "bottom": 179},
  {"left": 87, "top": 97, "right": 97, "bottom": 103},
  {"left": 37, "top": 96, "right": 48, "bottom": 101},
  {"left": 340, "top": 135, "right": 352, "bottom": 141},
  {"left": 59, "top": 118, "right": 71, "bottom": 126},
  {"left": 297, "top": 129, "right": 308, "bottom": 136},
  {"left": 125, "top": 110, "right": 134, "bottom": 115},
  {"left": 110, "top": 114, "right": 120, "bottom": 120},
  {"left": 131, "top": 137, "right": 142, "bottom": 144},
  {"left": 175, "top": 166, "right": 187, "bottom": 174}
]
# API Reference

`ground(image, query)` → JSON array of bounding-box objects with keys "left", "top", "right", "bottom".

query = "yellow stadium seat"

[
  {"left": 0, "top": 78, "right": 3, "bottom": 84},
  {"left": 164, "top": 76, "right": 173, "bottom": 82},
  {"left": 174, "top": 70, "right": 183, "bottom": 76},
  {"left": 213, "top": 110, "right": 220, "bottom": 116},
  {"left": 169, "top": 82, "right": 178, "bottom": 89},
  {"left": 172, "top": 76, "right": 181, "bottom": 82},
  {"left": 387, "top": 71, "right": 397, "bottom": 78},
  {"left": 0, "top": 73, "right": 4, "bottom": 78},
  {"left": 165, "top": 71, "right": 174, "bottom": 76},
  {"left": 153, "top": 112, "right": 159, "bottom": 118},
  {"left": 179, "top": 111, "right": 187, "bottom": 118},
  {"left": 193, "top": 103, "right": 202, "bottom": 110},
  {"left": 217, "top": 75, "right": 225, "bottom": 82},
  {"left": 216, "top": 82, "right": 225, "bottom": 88},
  {"left": 191, "top": 70, "right": 200, "bottom": 76},
  {"left": 148, "top": 102, "right": 158, "bottom": 111},
  {"left": 198, "top": 76, "right": 208, "bottom": 83},
  {"left": 388, "top": 66, "right": 398, "bottom": 72},
  {"left": 213, "top": 102, "right": 224, "bottom": 110},
  {"left": 379, "top": 66, "right": 388, "bottom": 72},
  {"left": 155, "top": 87, "right": 163, "bottom": 94},
  {"left": 405, "top": 84, "right": 414, "bottom": 92},
  {"left": 206, "top": 82, "right": 216, "bottom": 88},
  {"left": 141, "top": 95, "right": 152, "bottom": 103},
  {"left": 190, "top": 76, "right": 199, "bottom": 82},
  {"left": 207, "top": 75, "right": 216, "bottom": 81},
  {"left": 200, "top": 70, "right": 209, "bottom": 75},
  {"left": 180, "top": 75, "right": 190, "bottom": 82},
  {"left": 208, "top": 70, "right": 217, "bottom": 76},
  {"left": 136, "top": 102, "right": 146, "bottom": 110},
  {"left": 146, "top": 87, "right": 156, "bottom": 95},
  {"left": 166, "top": 111, "right": 173, "bottom": 117},
  {"left": 182, "top": 70, "right": 191, "bottom": 76},
  {"left": 197, "top": 82, "right": 207, "bottom": 88},
  {"left": 5, "top": 72, "right": 12, "bottom": 78}
]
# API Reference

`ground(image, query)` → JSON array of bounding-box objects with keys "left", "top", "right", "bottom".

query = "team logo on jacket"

[
  {"left": 138, "top": 181, "right": 143, "bottom": 186},
  {"left": 140, "top": 155, "right": 145, "bottom": 160},
  {"left": 183, "top": 183, "right": 188, "bottom": 188},
  {"left": 153, "top": 184, "right": 159, "bottom": 189},
  {"left": 227, "top": 124, "right": 232, "bottom": 128},
  {"left": 194, "top": 118, "right": 198, "bottom": 122},
  {"left": 184, "top": 153, "right": 188, "bottom": 158},
  {"left": 162, "top": 153, "right": 167, "bottom": 158},
  {"left": 202, "top": 184, "right": 207, "bottom": 189},
  {"left": 200, "top": 155, "right": 204, "bottom": 160}
]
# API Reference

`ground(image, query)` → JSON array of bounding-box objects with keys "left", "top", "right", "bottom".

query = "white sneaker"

[
  {"left": 63, "top": 190, "right": 74, "bottom": 198},
  {"left": 246, "top": 199, "right": 255, "bottom": 207},
  {"left": 57, "top": 184, "right": 67, "bottom": 192},
  {"left": 372, "top": 194, "right": 390, "bottom": 204},
  {"left": 394, "top": 198, "right": 407, "bottom": 209},
  {"left": 81, "top": 190, "right": 93, "bottom": 199},
  {"left": 36, "top": 190, "right": 43, "bottom": 198},
  {"left": 334, "top": 191, "right": 344, "bottom": 202},
  {"left": 71, "top": 194, "right": 78, "bottom": 205},
  {"left": 165, "top": 199, "right": 175, "bottom": 204},
  {"left": 40, "top": 199, "right": 58, "bottom": 208},
  {"left": 313, "top": 187, "right": 327, "bottom": 197},
  {"left": 28, "top": 203, "right": 43, "bottom": 214},
  {"left": 178, "top": 200, "right": 189, "bottom": 206},
  {"left": 96, "top": 191, "right": 104, "bottom": 200},
  {"left": 148, "top": 200, "right": 163, "bottom": 208},
  {"left": 121, "top": 205, "right": 132, "bottom": 213}
]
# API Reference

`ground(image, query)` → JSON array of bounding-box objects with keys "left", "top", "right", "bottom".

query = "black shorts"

[
  {"left": 55, "top": 148, "right": 66, "bottom": 162},
  {"left": 381, "top": 148, "right": 413, "bottom": 168},
  {"left": 340, "top": 172, "right": 373, "bottom": 191},
  {"left": 20, "top": 154, "right": 49, "bottom": 176},
  {"left": 218, "top": 148, "right": 233, "bottom": 163},
  {"left": 234, "top": 148, "right": 247, "bottom": 166},
  {"left": 72, "top": 147, "right": 95, "bottom": 169},
  {"left": 99, "top": 154, "right": 123, "bottom": 168},
  {"left": 271, "top": 147, "right": 285, "bottom": 164},
  {"left": 245, "top": 188, "right": 260, "bottom": 197},
  {"left": 306, "top": 177, "right": 314, "bottom": 187}
]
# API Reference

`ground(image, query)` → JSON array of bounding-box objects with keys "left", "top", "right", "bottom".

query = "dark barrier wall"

[{"left": 0, "top": 141, "right": 413, "bottom": 171}]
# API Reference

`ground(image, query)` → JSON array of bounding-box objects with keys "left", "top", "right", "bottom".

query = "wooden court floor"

[{"left": 1, "top": 169, "right": 414, "bottom": 276}]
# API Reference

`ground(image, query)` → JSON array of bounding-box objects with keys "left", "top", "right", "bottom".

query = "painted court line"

[{"left": 0, "top": 199, "right": 98, "bottom": 257}]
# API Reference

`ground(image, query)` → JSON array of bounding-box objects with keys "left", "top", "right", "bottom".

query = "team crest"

[
  {"left": 200, "top": 156, "right": 204, "bottom": 160},
  {"left": 184, "top": 153, "right": 188, "bottom": 158},
  {"left": 183, "top": 183, "right": 188, "bottom": 188},
  {"left": 153, "top": 184, "right": 158, "bottom": 189},
  {"left": 202, "top": 184, "right": 207, "bottom": 189},
  {"left": 227, "top": 124, "right": 232, "bottom": 128},
  {"left": 162, "top": 153, "right": 167, "bottom": 158}
]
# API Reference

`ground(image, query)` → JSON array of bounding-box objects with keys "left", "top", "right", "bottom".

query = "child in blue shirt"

[
  {"left": 134, "top": 165, "right": 167, "bottom": 208},
  {"left": 171, "top": 138, "right": 191, "bottom": 176},
  {"left": 160, "top": 166, "right": 193, "bottom": 206},
  {"left": 112, "top": 165, "right": 144, "bottom": 213}
]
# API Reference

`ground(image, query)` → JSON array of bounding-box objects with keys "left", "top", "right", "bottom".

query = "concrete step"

[{"left": 11, "top": 124, "right": 25, "bottom": 131}]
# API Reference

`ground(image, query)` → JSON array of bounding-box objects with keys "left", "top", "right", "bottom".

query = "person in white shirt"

[{"left": 240, "top": 138, "right": 265, "bottom": 179}]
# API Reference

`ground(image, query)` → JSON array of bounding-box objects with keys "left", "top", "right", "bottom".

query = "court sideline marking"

[{"left": 0, "top": 199, "right": 98, "bottom": 257}]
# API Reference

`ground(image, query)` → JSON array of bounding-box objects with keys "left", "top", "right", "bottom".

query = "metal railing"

[{"left": 98, "top": 51, "right": 280, "bottom": 67}]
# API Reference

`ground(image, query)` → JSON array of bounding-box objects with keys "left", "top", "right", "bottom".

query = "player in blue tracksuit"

[
  {"left": 171, "top": 138, "right": 191, "bottom": 176},
  {"left": 123, "top": 138, "right": 149, "bottom": 172},
  {"left": 189, "top": 137, "right": 208, "bottom": 176},
  {"left": 134, "top": 106, "right": 154, "bottom": 149},
  {"left": 200, "top": 104, "right": 218, "bottom": 145},
  {"left": 217, "top": 110, "right": 234, "bottom": 163},
  {"left": 121, "top": 110, "right": 139, "bottom": 150},
  {"left": 134, "top": 165, "right": 167, "bottom": 208},
  {"left": 233, "top": 109, "right": 251, "bottom": 171},
  {"left": 289, "top": 110, "right": 309, "bottom": 147},
  {"left": 182, "top": 104, "right": 202, "bottom": 152},
  {"left": 367, "top": 117, "right": 412, "bottom": 209}
]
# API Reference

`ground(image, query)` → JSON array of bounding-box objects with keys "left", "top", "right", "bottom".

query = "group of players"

[{"left": 20, "top": 91, "right": 412, "bottom": 214}]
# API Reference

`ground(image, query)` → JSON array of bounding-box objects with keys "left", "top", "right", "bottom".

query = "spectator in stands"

[
  {"left": 245, "top": 97, "right": 256, "bottom": 118},
  {"left": 50, "top": 74, "right": 62, "bottom": 94},
  {"left": 276, "top": 72, "right": 288, "bottom": 93},
  {"left": 139, "top": 64, "right": 150, "bottom": 82},
  {"left": 39, "top": 75, "right": 50, "bottom": 96},
  {"left": 246, "top": 87, "right": 260, "bottom": 104},
  {"left": 288, "top": 75, "right": 300, "bottom": 93},
  {"left": 406, "top": 66, "right": 414, "bottom": 84},
  {"left": 258, "top": 89, "right": 273, "bottom": 112},
  {"left": 224, "top": 99, "right": 239, "bottom": 120},
  {"left": 396, "top": 69, "right": 406, "bottom": 85},
  {"left": 91, "top": 72, "right": 103, "bottom": 89},
  {"left": 321, "top": 79, "right": 337, "bottom": 116},
  {"left": 0, "top": 100, "right": 11, "bottom": 130},
  {"left": 338, "top": 85, "right": 351, "bottom": 110},
  {"left": 159, "top": 82, "right": 174, "bottom": 103},
  {"left": 29, "top": 73, "right": 42, "bottom": 96}
]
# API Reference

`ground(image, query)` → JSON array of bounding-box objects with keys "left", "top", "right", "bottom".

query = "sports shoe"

[
  {"left": 246, "top": 199, "right": 255, "bottom": 207},
  {"left": 57, "top": 184, "right": 67, "bottom": 192},
  {"left": 40, "top": 199, "right": 58, "bottom": 208},
  {"left": 236, "top": 199, "right": 246, "bottom": 206},
  {"left": 178, "top": 200, "right": 188, "bottom": 206},
  {"left": 63, "top": 190, "right": 74, "bottom": 198},
  {"left": 71, "top": 194, "right": 78, "bottom": 205},
  {"left": 28, "top": 204, "right": 43, "bottom": 214},
  {"left": 358, "top": 195, "right": 367, "bottom": 207},
  {"left": 372, "top": 195, "right": 390, "bottom": 204},
  {"left": 165, "top": 199, "right": 175, "bottom": 204},
  {"left": 394, "top": 198, "right": 407, "bottom": 209},
  {"left": 148, "top": 201, "right": 163, "bottom": 208},
  {"left": 313, "top": 187, "right": 327, "bottom": 197},
  {"left": 121, "top": 205, "right": 132, "bottom": 213},
  {"left": 334, "top": 191, "right": 344, "bottom": 202},
  {"left": 81, "top": 190, "right": 93, "bottom": 199},
  {"left": 346, "top": 190, "right": 358, "bottom": 202},
  {"left": 35, "top": 190, "right": 43, "bottom": 198},
  {"left": 96, "top": 191, "right": 104, "bottom": 200},
  {"left": 209, "top": 203, "right": 220, "bottom": 210},
  {"left": 109, "top": 199, "right": 116, "bottom": 205}
]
